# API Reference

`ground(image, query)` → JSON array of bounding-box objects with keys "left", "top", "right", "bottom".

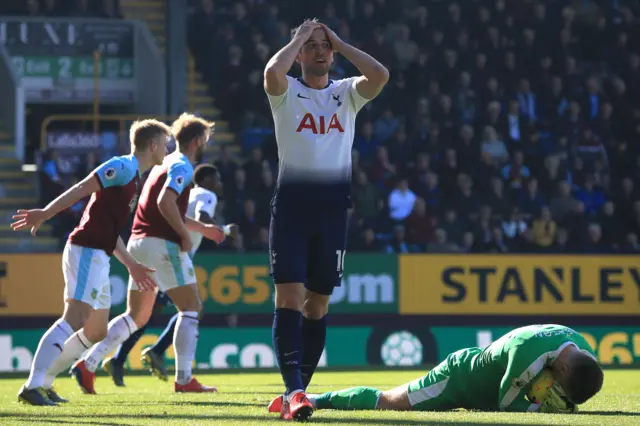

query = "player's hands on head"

[
  {"left": 293, "top": 19, "right": 322, "bottom": 43},
  {"left": 11, "top": 209, "right": 48, "bottom": 236},
  {"left": 128, "top": 261, "right": 157, "bottom": 292},
  {"left": 318, "top": 23, "right": 343, "bottom": 52},
  {"left": 202, "top": 224, "right": 225, "bottom": 244}
]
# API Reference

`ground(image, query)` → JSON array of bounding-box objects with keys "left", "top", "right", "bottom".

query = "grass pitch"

[{"left": 0, "top": 369, "right": 638, "bottom": 425}]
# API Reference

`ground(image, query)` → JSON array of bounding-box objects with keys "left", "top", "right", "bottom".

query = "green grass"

[{"left": 0, "top": 369, "right": 638, "bottom": 425}]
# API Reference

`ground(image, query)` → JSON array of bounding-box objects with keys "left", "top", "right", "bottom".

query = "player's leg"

[
  {"left": 162, "top": 242, "right": 215, "bottom": 392},
  {"left": 301, "top": 210, "right": 348, "bottom": 389},
  {"left": 81, "top": 289, "right": 155, "bottom": 374},
  {"left": 67, "top": 307, "right": 110, "bottom": 394},
  {"left": 142, "top": 311, "right": 178, "bottom": 381},
  {"left": 309, "top": 386, "right": 386, "bottom": 410},
  {"left": 77, "top": 237, "right": 156, "bottom": 386},
  {"left": 104, "top": 326, "right": 146, "bottom": 387},
  {"left": 19, "top": 244, "right": 107, "bottom": 405},
  {"left": 268, "top": 205, "right": 312, "bottom": 420}
]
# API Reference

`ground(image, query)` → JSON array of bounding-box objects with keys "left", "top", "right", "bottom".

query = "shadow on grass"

[
  {"left": 0, "top": 412, "right": 567, "bottom": 425},
  {"left": 580, "top": 410, "right": 640, "bottom": 416}
]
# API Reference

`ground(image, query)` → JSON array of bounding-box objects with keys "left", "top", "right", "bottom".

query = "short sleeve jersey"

[
  {"left": 130, "top": 151, "right": 193, "bottom": 244},
  {"left": 265, "top": 75, "right": 370, "bottom": 209},
  {"left": 186, "top": 186, "right": 218, "bottom": 255},
  {"left": 68, "top": 155, "right": 140, "bottom": 255}
]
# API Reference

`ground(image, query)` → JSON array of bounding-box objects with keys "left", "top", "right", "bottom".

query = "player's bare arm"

[
  {"left": 319, "top": 23, "right": 389, "bottom": 99},
  {"left": 11, "top": 174, "right": 100, "bottom": 236},
  {"left": 264, "top": 19, "right": 321, "bottom": 96},
  {"left": 158, "top": 187, "right": 193, "bottom": 253},
  {"left": 113, "top": 236, "right": 157, "bottom": 292},
  {"left": 184, "top": 216, "right": 225, "bottom": 244}
]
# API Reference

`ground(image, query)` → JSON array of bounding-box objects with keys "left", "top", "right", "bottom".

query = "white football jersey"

[
  {"left": 186, "top": 186, "right": 217, "bottom": 257},
  {"left": 266, "top": 75, "right": 370, "bottom": 208}
]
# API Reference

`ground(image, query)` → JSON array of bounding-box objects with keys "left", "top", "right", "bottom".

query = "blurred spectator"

[
  {"left": 388, "top": 178, "right": 416, "bottom": 222},
  {"left": 481, "top": 126, "right": 509, "bottom": 164},
  {"left": 427, "top": 229, "right": 460, "bottom": 253},
  {"left": 352, "top": 170, "right": 381, "bottom": 222},
  {"left": 532, "top": 206, "right": 557, "bottom": 249},
  {"left": 404, "top": 198, "right": 435, "bottom": 249},
  {"left": 385, "top": 225, "right": 411, "bottom": 253}
]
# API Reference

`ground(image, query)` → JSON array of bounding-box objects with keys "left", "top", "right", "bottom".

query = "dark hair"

[
  {"left": 564, "top": 353, "right": 603, "bottom": 404},
  {"left": 193, "top": 164, "right": 219, "bottom": 186}
]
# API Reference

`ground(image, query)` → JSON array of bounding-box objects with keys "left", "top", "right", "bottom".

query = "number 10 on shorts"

[{"left": 336, "top": 250, "right": 346, "bottom": 273}]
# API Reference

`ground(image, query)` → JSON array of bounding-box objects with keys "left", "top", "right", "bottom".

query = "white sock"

[
  {"left": 25, "top": 319, "right": 73, "bottom": 390},
  {"left": 174, "top": 311, "right": 199, "bottom": 385},
  {"left": 42, "top": 329, "right": 92, "bottom": 389},
  {"left": 84, "top": 314, "right": 137, "bottom": 372}
]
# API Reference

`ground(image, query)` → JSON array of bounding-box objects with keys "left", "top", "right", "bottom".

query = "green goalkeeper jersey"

[{"left": 448, "top": 324, "right": 596, "bottom": 412}]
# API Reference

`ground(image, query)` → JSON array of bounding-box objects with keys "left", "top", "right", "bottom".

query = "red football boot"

[
  {"left": 268, "top": 395, "right": 284, "bottom": 413},
  {"left": 289, "top": 392, "right": 313, "bottom": 421},
  {"left": 280, "top": 397, "right": 292, "bottom": 420},
  {"left": 174, "top": 377, "right": 218, "bottom": 393},
  {"left": 71, "top": 360, "right": 97, "bottom": 395}
]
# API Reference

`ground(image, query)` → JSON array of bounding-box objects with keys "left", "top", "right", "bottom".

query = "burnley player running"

[
  {"left": 12, "top": 119, "right": 170, "bottom": 405},
  {"left": 263, "top": 19, "right": 388, "bottom": 420},
  {"left": 100, "top": 165, "right": 237, "bottom": 386},
  {"left": 71, "top": 113, "right": 225, "bottom": 394}
]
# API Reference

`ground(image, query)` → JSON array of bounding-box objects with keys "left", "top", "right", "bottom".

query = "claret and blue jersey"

[
  {"left": 131, "top": 151, "right": 194, "bottom": 245},
  {"left": 68, "top": 154, "right": 141, "bottom": 255}
]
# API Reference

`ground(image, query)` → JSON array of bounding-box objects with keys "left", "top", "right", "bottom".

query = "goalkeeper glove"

[{"left": 540, "top": 383, "right": 578, "bottom": 414}]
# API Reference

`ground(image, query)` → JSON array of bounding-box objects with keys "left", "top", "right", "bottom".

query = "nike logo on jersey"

[
  {"left": 332, "top": 94, "right": 342, "bottom": 107},
  {"left": 297, "top": 93, "right": 310, "bottom": 99}
]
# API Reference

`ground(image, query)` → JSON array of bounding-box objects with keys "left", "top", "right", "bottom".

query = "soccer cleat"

[
  {"left": 174, "top": 377, "right": 218, "bottom": 393},
  {"left": 268, "top": 394, "right": 284, "bottom": 413},
  {"left": 280, "top": 398, "right": 292, "bottom": 420},
  {"left": 71, "top": 360, "right": 97, "bottom": 394},
  {"left": 289, "top": 392, "right": 313, "bottom": 421},
  {"left": 17, "top": 385, "right": 57, "bottom": 406},
  {"left": 102, "top": 357, "right": 125, "bottom": 387},
  {"left": 45, "top": 387, "right": 69, "bottom": 403},
  {"left": 141, "top": 347, "right": 168, "bottom": 381}
]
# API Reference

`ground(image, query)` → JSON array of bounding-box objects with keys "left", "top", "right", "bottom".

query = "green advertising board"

[
  {"left": 109, "top": 253, "right": 398, "bottom": 315},
  {"left": 430, "top": 326, "right": 640, "bottom": 366},
  {"left": 0, "top": 327, "right": 371, "bottom": 373}
]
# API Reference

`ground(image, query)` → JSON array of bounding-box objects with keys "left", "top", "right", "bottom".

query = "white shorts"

[
  {"left": 127, "top": 237, "right": 195, "bottom": 292},
  {"left": 62, "top": 243, "right": 111, "bottom": 310}
]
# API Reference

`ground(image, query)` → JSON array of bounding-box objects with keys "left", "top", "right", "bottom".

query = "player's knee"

[
  {"left": 274, "top": 283, "right": 305, "bottom": 311},
  {"left": 62, "top": 302, "right": 93, "bottom": 331},
  {"left": 83, "top": 324, "right": 108, "bottom": 343},
  {"left": 302, "top": 292, "right": 330, "bottom": 319}
]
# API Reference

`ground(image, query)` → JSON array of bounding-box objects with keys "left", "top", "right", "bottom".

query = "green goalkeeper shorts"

[{"left": 406, "top": 348, "right": 480, "bottom": 411}]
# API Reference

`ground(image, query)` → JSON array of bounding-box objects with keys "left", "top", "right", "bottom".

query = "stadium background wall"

[{"left": 1, "top": 254, "right": 639, "bottom": 370}]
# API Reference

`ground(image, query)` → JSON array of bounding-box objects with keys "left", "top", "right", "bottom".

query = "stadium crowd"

[
  {"left": 0, "top": 0, "right": 121, "bottom": 17},
  {"left": 40, "top": 0, "right": 640, "bottom": 254}
]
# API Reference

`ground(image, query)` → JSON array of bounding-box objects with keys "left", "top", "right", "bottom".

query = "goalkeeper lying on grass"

[{"left": 308, "top": 325, "right": 603, "bottom": 414}]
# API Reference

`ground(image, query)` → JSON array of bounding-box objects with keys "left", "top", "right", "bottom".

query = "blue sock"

[
  {"left": 301, "top": 315, "right": 327, "bottom": 390},
  {"left": 150, "top": 313, "right": 178, "bottom": 356},
  {"left": 273, "top": 308, "right": 304, "bottom": 394},
  {"left": 113, "top": 325, "right": 146, "bottom": 366}
]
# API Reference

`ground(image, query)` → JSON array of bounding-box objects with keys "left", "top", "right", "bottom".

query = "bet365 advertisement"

[{"left": 1, "top": 326, "right": 639, "bottom": 372}]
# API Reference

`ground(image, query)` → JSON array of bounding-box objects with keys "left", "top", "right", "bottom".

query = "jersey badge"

[
  {"left": 332, "top": 94, "right": 342, "bottom": 107},
  {"left": 176, "top": 175, "right": 185, "bottom": 187},
  {"left": 512, "top": 378, "right": 525, "bottom": 389},
  {"left": 104, "top": 167, "right": 117, "bottom": 180},
  {"left": 297, "top": 93, "right": 310, "bottom": 100}
]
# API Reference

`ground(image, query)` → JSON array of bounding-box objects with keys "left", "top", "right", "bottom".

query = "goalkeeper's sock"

[{"left": 309, "top": 387, "right": 382, "bottom": 410}]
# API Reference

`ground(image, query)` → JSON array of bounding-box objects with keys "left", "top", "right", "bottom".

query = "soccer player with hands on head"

[
  {"left": 14, "top": 119, "right": 172, "bottom": 405},
  {"left": 263, "top": 18, "right": 389, "bottom": 421},
  {"left": 71, "top": 113, "right": 226, "bottom": 396}
]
